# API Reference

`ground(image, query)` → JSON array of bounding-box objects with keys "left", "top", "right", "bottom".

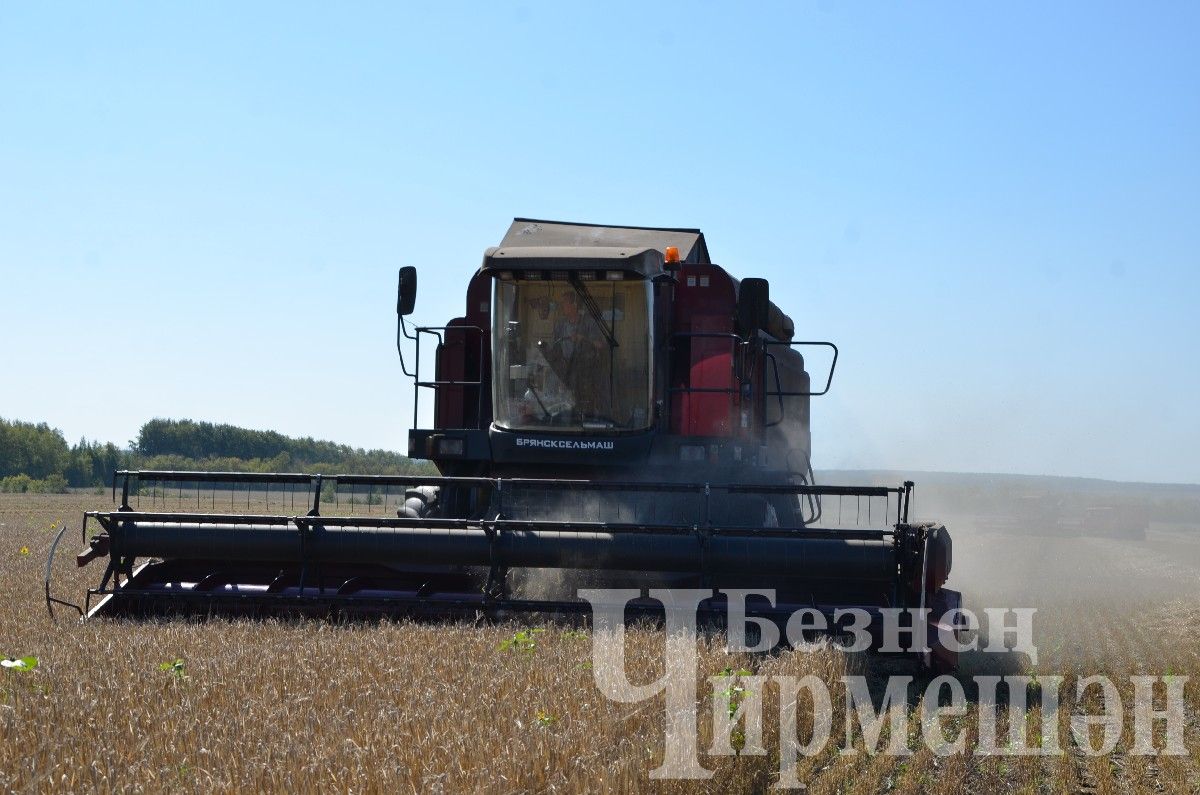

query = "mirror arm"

[
  {"left": 399, "top": 312, "right": 417, "bottom": 342},
  {"left": 396, "top": 315, "right": 416, "bottom": 378}
]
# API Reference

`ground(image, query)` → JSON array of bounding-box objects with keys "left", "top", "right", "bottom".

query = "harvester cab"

[
  {"left": 404, "top": 221, "right": 818, "bottom": 483},
  {"left": 56, "top": 219, "right": 965, "bottom": 673}
]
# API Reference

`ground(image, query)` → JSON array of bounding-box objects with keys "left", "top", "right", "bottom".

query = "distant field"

[{"left": 3, "top": 493, "right": 1199, "bottom": 793}]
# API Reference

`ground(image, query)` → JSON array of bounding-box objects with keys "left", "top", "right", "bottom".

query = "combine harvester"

[{"left": 51, "top": 220, "right": 964, "bottom": 671}]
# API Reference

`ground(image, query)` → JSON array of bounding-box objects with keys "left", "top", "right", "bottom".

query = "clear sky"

[{"left": 1, "top": 3, "right": 1197, "bottom": 483}]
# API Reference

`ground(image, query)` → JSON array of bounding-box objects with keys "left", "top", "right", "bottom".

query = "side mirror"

[
  {"left": 396, "top": 266, "right": 417, "bottom": 316},
  {"left": 736, "top": 278, "right": 770, "bottom": 338}
]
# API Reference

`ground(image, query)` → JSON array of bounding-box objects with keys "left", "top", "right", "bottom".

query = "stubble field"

[{"left": 2, "top": 492, "right": 1200, "bottom": 793}]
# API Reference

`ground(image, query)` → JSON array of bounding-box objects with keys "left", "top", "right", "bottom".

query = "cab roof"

[{"left": 498, "top": 218, "right": 711, "bottom": 265}]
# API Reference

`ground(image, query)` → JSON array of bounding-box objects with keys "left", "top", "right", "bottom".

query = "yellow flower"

[{"left": 19, "top": 546, "right": 30, "bottom": 557}]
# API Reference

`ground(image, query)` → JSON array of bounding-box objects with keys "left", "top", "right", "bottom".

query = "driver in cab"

[{"left": 535, "top": 289, "right": 606, "bottom": 420}]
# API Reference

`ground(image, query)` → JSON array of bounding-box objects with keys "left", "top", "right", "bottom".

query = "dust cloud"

[{"left": 824, "top": 469, "right": 1200, "bottom": 670}]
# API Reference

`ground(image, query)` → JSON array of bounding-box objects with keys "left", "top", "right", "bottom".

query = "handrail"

[
  {"left": 411, "top": 323, "right": 488, "bottom": 430},
  {"left": 112, "top": 469, "right": 906, "bottom": 497},
  {"left": 764, "top": 340, "right": 839, "bottom": 397},
  {"left": 106, "top": 469, "right": 912, "bottom": 525}
]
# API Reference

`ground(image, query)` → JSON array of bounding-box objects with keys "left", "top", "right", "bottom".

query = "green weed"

[{"left": 499, "top": 629, "right": 544, "bottom": 654}]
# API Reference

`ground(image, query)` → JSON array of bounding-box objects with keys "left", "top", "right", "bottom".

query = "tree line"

[{"left": 0, "top": 417, "right": 430, "bottom": 492}]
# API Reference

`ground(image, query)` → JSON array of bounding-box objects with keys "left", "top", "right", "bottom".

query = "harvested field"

[{"left": 3, "top": 492, "right": 1199, "bottom": 793}]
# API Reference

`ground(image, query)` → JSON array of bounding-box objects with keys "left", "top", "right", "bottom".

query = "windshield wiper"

[
  {"left": 526, "top": 381, "right": 552, "bottom": 419},
  {"left": 570, "top": 278, "right": 619, "bottom": 349}
]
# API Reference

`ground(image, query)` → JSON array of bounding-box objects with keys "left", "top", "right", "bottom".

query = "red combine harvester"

[{"left": 53, "top": 219, "right": 963, "bottom": 671}]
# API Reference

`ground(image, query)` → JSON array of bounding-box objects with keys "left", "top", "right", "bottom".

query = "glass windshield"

[{"left": 493, "top": 276, "right": 652, "bottom": 432}]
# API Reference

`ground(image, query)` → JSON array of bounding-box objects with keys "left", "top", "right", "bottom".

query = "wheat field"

[{"left": 2, "top": 492, "right": 1199, "bottom": 793}]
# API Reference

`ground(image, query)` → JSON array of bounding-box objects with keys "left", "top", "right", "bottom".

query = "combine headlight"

[
  {"left": 605, "top": 270, "right": 624, "bottom": 281},
  {"left": 578, "top": 271, "right": 596, "bottom": 281},
  {"left": 525, "top": 271, "right": 542, "bottom": 280},
  {"left": 498, "top": 271, "right": 514, "bottom": 281},
  {"left": 435, "top": 437, "right": 465, "bottom": 456}
]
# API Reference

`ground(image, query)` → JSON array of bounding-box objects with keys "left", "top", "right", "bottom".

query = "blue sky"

[{"left": 1, "top": 3, "right": 1197, "bottom": 483}]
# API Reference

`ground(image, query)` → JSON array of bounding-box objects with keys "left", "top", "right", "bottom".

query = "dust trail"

[{"left": 821, "top": 469, "right": 1200, "bottom": 670}]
